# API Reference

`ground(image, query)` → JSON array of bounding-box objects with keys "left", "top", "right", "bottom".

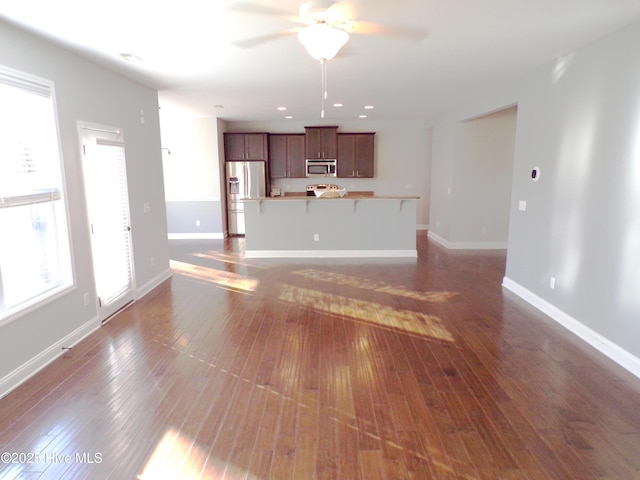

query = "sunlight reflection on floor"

[
  {"left": 278, "top": 284, "right": 454, "bottom": 342},
  {"left": 148, "top": 339, "right": 461, "bottom": 479},
  {"left": 170, "top": 260, "right": 259, "bottom": 292},
  {"left": 138, "top": 428, "right": 261, "bottom": 480},
  {"left": 290, "top": 269, "right": 458, "bottom": 303},
  {"left": 190, "top": 251, "right": 266, "bottom": 269}
]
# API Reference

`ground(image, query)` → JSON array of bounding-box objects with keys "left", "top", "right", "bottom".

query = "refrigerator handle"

[{"left": 245, "top": 163, "right": 250, "bottom": 198}]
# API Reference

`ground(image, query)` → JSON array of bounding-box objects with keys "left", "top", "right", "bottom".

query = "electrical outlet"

[
  {"left": 196, "top": 220, "right": 201, "bottom": 227},
  {"left": 550, "top": 277, "right": 556, "bottom": 289},
  {"left": 313, "top": 233, "right": 320, "bottom": 242},
  {"left": 83, "top": 292, "right": 90, "bottom": 306},
  {"left": 519, "top": 200, "right": 527, "bottom": 211},
  {"left": 150, "top": 256, "right": 155, "bottom": 267}
]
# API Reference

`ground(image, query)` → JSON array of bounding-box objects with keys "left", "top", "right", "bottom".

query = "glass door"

[{"left": 80, "top": 123, "right": 134, "bottom": 322}]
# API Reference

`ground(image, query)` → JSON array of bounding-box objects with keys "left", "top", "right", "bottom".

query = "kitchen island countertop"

[
  {"left": 244, "top": 195, "right": 418, "bottom": 258},
  {"left": 258, "top": 193, "right": 419, "bottom": 200}
]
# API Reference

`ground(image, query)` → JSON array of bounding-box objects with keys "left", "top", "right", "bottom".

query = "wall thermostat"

[{"left": 531, "top": 167, "right": 541, "bottom": 181}]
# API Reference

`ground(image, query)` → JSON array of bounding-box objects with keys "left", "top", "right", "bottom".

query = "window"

[{"left": 0, "top": 66, "right": 73, "bottom": 324}]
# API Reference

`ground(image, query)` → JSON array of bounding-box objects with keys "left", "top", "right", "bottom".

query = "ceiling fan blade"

[
  {"left": 351, "top": 20, "right": 429, "bottom": 41},
  {"left": 226, "top": 1, "right": 292, "bottom": 17},
  {"left": 232, "top": 28, "right": 300, "bottom": 48}
]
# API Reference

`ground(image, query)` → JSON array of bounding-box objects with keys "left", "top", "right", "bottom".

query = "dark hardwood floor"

[{"left": 1, "top": 232, "right": 640, "bottom": 479}]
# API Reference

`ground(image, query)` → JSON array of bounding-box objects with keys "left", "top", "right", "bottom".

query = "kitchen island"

[{"left": 243, "top": 195, "right": 418, "bottom": 258}]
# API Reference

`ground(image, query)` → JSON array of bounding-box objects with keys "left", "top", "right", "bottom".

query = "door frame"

[{"left": 78, "top": 121, "right": 135, "bottom": 323}]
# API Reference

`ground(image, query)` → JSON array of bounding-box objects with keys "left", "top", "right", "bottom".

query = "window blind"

[
  {"left": 0, "top": 66, "right": 51, "bottom": 98},
  {"left": 0, "top": 65, "right": 72, "bottom": 323}
]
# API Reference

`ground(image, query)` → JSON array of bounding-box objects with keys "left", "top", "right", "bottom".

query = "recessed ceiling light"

[
  {"left": 333, "top": 103, "right": 343, "bottom": 107},
  {"left": 285, "top": 116, "right": 293, "bottom": 119},
  {"left": 119, "top": 53, "right": 142, "bottom": 62},
  {"left": 359, "top": 115, "right": 368, "bottom": 118},
  {"left": 277, "top": 106, "right": 287, "bottom": 111},
  {"left": 364, "top": 105, "right": 374, "bottom": 110}
]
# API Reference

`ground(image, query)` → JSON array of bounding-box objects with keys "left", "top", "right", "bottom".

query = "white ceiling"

[{"left": 2, "top": 0, "right": 640, "bottom": 122}]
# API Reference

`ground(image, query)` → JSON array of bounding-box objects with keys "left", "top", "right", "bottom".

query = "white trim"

[
  {"left": 0, "top": 267, "right": 171, "bottom": 400},
  {"left": 417, "top": 223, "right": 429, "bottom": 231},
  {"left": 168, "top": 233, "right": 224, "bottom": 240},
  {"left": 245, "top": 250, "right": 418, "bottom": 258},
  {"left": 0, "top": 188, "right": 61, "bottom": 208},
  {"left": 135, "top": 268, "right": 173, "bottom": 299},
  {"left": 0, "top": 317, "right": 100, "bottom": 399},
  {"left": 428, "top": 231, "right": 507, "bottom": 250},
  {"left": 0, "top": 284, "right": 76, "bottom": 329},
  {"left": 0, "top": 64, "right": 52, "bottom": 97},
  {"left": 502, "top": 276, "right": 640, "bottom": 380}
]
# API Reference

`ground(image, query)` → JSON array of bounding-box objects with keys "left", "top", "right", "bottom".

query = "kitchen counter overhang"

[{"left": 243, "top": 196, "right": 419, "bottom": 258}]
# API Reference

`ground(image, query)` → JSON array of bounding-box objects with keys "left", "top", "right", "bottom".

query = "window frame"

[{"left": 0, "top": 65, "right": 75, "bottom": 327}]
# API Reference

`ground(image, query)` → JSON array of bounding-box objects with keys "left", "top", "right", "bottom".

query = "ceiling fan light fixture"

[{"left": 298, "top": 23, "right": 349, "bottom": 61}]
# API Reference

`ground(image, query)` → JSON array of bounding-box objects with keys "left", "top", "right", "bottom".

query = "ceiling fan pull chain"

[
  {"left": 323, "top": 59, "right": 328, "bottom": 100},
  {"left": 320, "top": 59, "right": 327, "bottom": 118}
]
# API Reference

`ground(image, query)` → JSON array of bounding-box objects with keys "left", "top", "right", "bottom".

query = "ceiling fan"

[
  {"left": 230, "top": 0, "right": 427, "bottom": 60},
  {"left": 229, "top": 1, "right": 426, "bottom": 118}
]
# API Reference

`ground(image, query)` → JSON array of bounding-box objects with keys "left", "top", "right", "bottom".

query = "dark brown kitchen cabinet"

[
  {"left": 269, "top": 134, "right": 306, "bottom": 178},
  {"left": 337, "top": 133, "right": 375, "bottom": 178},
  {"left": 305, "top": 126, "right": 338, "bottom": 159},
  {"left": 224, "top": 133, "right": 268, "bottom": 160}
]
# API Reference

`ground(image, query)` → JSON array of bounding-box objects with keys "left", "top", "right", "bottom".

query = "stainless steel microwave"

[{"left": 306, "top": 159, "right": 337, "bottom": 177}]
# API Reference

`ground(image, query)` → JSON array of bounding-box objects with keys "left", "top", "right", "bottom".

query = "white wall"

[
  {"left": 451, "top": 106, "right": 517, "bottom": 246},
  {"left": 159, "top": 104, "right": 223, "bottom": 238},
  {"left": 226, "top": 119, "right": 432, "bottom": 228},
  {"left": 428, "top": 121, "right": 455, "bottom": 240},
  {"left": 429, "top": 20, "right": 640, "bottom": 373},
  {"left": 428, "top": 106, "right": 517, "bottom": 248},
  {"left": 0, "top": 19, "right": 170, "bottom": 396},
  {"left": 504, "top": 22, "right": 640, "bottom": 365},
  {"left": 161, "top": 114, "right": 220, "bottom": 202}
]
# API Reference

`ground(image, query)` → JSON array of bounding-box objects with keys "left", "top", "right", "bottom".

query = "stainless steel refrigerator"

[{"left": 226, "top": 161, "right": 267, "bottom": 235}]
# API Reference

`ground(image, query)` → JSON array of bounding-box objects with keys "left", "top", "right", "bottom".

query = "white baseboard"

[
  {"left": 0, "top": 317, "right": 100, "bottom": 399},
  {"left": 245, "top": 249, "right": 418, "bottom": 258},
  {"left": 168, "top": 233, "right": 224, "bottom": 240},
  {"left": 0, "top": 268, "right": 174, "bottom": 400},
  {"left": 428, "top": 231, "right": 507, "bottom": 250},
  {"left": 502, "top": 276, "right": 640, "bottom": 380},
  {"left": 135, "top": 268, "right": 173, "bottom": 300}
]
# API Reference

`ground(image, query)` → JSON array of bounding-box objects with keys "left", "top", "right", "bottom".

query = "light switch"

[{"left": 518, "top": 200, "right": 527, "bottom": 211}]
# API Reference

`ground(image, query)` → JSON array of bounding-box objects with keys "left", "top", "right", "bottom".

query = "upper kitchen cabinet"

[
  {"left": 269, "top": 134, "right": 306, "bottom": 178},
  {"left": 337, "top": 133, "right": 375, "bottom": 178},
  {"left": 305, "top": 126, "right": 338, "bottom": 159},
  {"left": 224, "top": 133, "right": 268, "bottom": 160}
]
